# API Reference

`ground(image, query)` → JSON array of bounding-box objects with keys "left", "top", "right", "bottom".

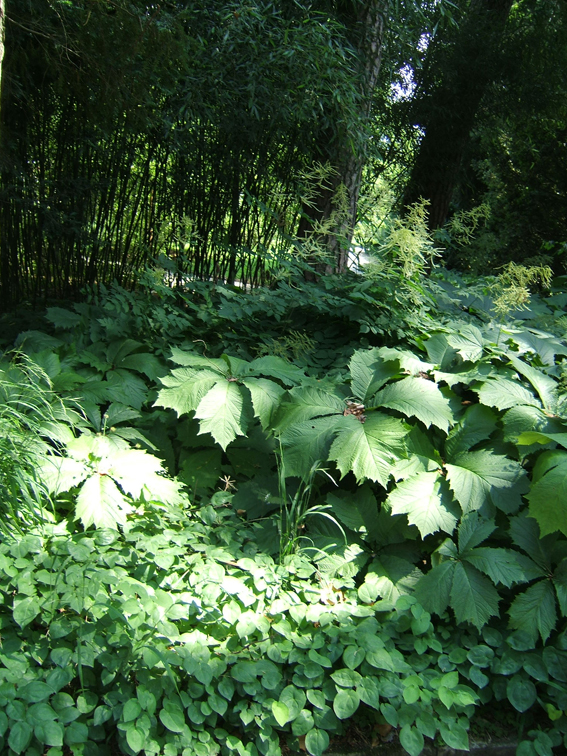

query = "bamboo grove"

[{"left": 0, "top": 0, "right": 379, "bottom": 307}]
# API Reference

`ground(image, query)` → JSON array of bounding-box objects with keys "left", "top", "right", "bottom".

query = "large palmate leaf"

[
  {"left": 445, "top": 404, "right": 498, "bottom": 459},
  {"left": 108, "top": 449, "right": 185, "bottom": 505},
  {"left": 457, "top": 512, "right": 496, "bottom": 553},
  {"left": 279, "top": 416, "right": 345, "bottom": 479},
  {"left": 392, "top": 426, "right": 442, "bottom": 480},
  {"left": 508, "top": 354, "right": 559, "bottom": 413},
  {"left": 359, "top": 556, "right": 422, "bottom": 604},
  {"left": 476, "top": 378, "right": 540, "bottom": 411},
  {"left": 387, "top": 472, "right": 458, "bottom": 537},
  {"left": 448, "top": 325, "right": 485, "bottom": 361},
  {"left": 413, "top": 561, "right": 455, "bottom": 616},
  {"left": 374, "top": 347, "right": 433, "bottom": 375},
  {"left": 517, "top": 431, "right": 567, "bottom": 449},
  {"left": 503, "top": 404, "right": 564, "bottom": 445},
  {"left": 115, "top": 353, "right": 164, "bottom": 381},
  {"left": 327, "top": 486, "right": 381, "bottom": 541},
  {"left": 273, "top": 386, "right": 344, "bottom": 433},
  {"left": 248, "top": 356, "right": 305, "bottom": 386},
  {"left": 241, "top": 377, "right": 285, "bottom": 430},
  {"left": 349, "top": 349, "right": 400, "bottom": 402},
  {"left": 75, "top": 473, "right": 133, "bottom": 529},
  {"left": 553, "top": 560, "right": 567, "bottom": 616},
  {"left": 43, "top": 433, "right": 186, "bottom": 527},
  {"left": 463, "top": 548, "right": 525, "bottom": 588},
  {"left": 424, "top": 333, "right": 458, "bottom": 369},
  {"left": 456, "top": 512, "right": 524, "bottom": 591},
  {"left": 509, "top": 580, "right": 557, "bottom": 643},
  {"left": 195, "top": 381, "right": 250, "bottom": 450},
  {"left": 415, "top": 513, "right": 518, "bottom": 628},
  {"left": 450, "top": 562, "right": 500, "bottom": 629},
  {"left": 511, "top": 330, "right": 567, "bottom": 367},
  {"left": 445, "top": 451, "right": 526, "bottom": 514},
  {"left": 374, "top": 376, "right": 453, "bottom": 432},
  {"left": 169, "top": 348, "right": 228, "bottom": 372},
  {"left": 509, "top": 515, "right": 551, "bottom": 572},
  {"left": 526, "top": 450, "right": 567, "bottom": 537},
  {"left": 155, "top": 368, "right": 220, "bottom": 417},
  {"left": 104, "top": 370, "right": 150, "bottom": 411},
  {"left": 329, "top": 412, "right": 408, "bottom": 486},
  {"left": 40, "top": 456, "right": 89, "bottom": 496}
]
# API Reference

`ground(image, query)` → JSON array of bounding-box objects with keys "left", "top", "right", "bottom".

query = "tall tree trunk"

[
  {"left": 298, "top": 0, "right": 384, "bottom": 274},
  {"left": 403, "top": 0, "right": 513, "bottom": 229},
  {"left": 0, "top": 0, "right": 4, "bottom": 126}
]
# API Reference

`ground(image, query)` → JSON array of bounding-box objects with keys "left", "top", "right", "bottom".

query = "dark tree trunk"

[
  {"left": 0, "top": 0, "right": 4, "bottom": 122},
  {"left": 298, "top": 0, "right": 384, "bottom": 274},
  {"left": 403, "top": 0, "right": 513, "bottom": 230}
]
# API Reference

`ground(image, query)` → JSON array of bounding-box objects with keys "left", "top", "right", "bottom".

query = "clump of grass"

[{"left": 0, "top": 355, "right": 74, "bottom": 534}]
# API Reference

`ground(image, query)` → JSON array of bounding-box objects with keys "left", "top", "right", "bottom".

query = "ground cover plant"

[{"left": 1, "top": 252, "right": 567, "bottom": 756}]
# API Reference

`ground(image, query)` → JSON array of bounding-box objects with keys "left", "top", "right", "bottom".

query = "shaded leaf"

[
  {"left": 399, "top": 724, "right": 424, "bottom": 756},
  {"left": 446, "top": 451, "right": 525, "bottom": 514},
  {"left": 273, "top": 386, "right": 344, "bottom": 432},
  {"left": 507, "top": 675, "right": 537, "bottom": 713},
  {"left": 450, "top": 561, "right": 500, "bottom": 629},
  {"left": 509, "top": 515, "right": 551, "bottom": 571},
  {"left": 463, "top": 547, "right": 525, "bottom": 588},
  {"left": 280, "top": 415, "right": 344, "bottom": 479},
  {"left": 457, "top": 512, "right": 496, "bottom": 552},
  {"left": 509, "top": 580, "right": 557, "bottom": 643},
  {"left": 249, "top": 356, "right": 305, "bottom": 386},
  {"left": 445, "top": 403, "right": 498, "bottom": 459},
  {"left": 413, "top": 561, "right": 455, "bottom": 617},
  {"left": 349, "top": 349, "right": 400, "bottom": 402},
  {"left": 241, "top": 377, "right": 284, "bottom": 430},
  {"left": 508, "top": 354, "right": 559, "bottom": 413},
  {"left": 527, "top": 451, "right": 567, "bottom": 537}
]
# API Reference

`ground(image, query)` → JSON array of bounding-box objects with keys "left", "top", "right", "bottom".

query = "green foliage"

[
  {"left": 493, "top": 263, "right": 553, "bottom": 321},
  {"left": 378, "top": 200, "right": 439, "bottom": 280},
  {"left": 0, "top": 510, "right": 507, "bottom": 756},
  {"left": 2, "top": 266, "right": 567, "bottom": 755},
  {"left": 0, "top": 355, "right": 76, "bottom": 534}
]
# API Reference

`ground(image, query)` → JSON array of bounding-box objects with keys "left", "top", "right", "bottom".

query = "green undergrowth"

[
  {"left": 1, "top": 261, "right": 567, "bottom": 756},
  {"left": 1, "top": 509, "right": 567, "bottom": 756}
]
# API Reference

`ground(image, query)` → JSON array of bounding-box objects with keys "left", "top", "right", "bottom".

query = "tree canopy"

[{"left": 0, "top": 0, "right": 565, "bottom": 305}]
